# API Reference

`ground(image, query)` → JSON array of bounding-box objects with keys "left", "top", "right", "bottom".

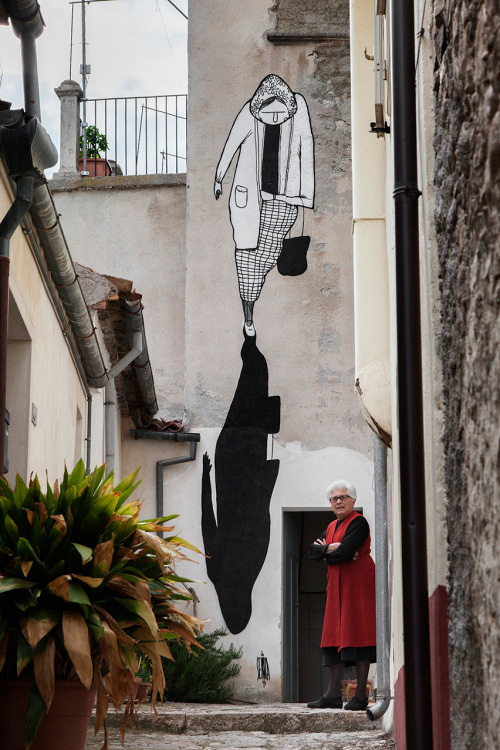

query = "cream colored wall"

[
  {"left": 350, "top": 0, "right": 391, "bottom": 438},
  {"left": 1, "top": 169, "right": 93, "bottom": 485}
]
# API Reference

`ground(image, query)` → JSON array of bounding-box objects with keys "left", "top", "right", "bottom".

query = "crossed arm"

[{"left": 309, "top": 516, "right": 369, "bottom": 564}]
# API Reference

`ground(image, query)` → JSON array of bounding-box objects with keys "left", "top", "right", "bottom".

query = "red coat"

[{"left": 321, "top": 511, "right": 376, "bottom": 649}]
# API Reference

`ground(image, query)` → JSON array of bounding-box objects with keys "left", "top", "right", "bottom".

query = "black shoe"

[
  {"left": 307, "top": 695, "right": 343, "bottom": 709},
  {"left": 344, "top": 696, "right": 368, "bottom": 711}
]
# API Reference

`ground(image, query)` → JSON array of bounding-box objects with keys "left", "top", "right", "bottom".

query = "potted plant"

[
  {"left": 0, "top": 460, "right": 201, "bottom": 749},
  {"left": 79, "top": 124, "right": 112, "bottom": 176}
]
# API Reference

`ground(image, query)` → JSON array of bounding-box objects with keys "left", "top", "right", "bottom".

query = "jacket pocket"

[{"left": 235, "top": 185, "right": 248, "bottom": 208}]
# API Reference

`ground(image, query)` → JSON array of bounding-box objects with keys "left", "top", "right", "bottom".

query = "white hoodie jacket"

[{"left": 215, "top": 75, "right": 315, "bottom": 249}]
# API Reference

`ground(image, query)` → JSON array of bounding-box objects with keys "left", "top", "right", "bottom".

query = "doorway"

[{"left": 282, "top": 510, "right": 331, "bottom": 702}]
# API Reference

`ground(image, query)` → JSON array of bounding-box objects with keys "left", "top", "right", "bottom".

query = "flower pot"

[
  {"left": 78, "top": 157, "right": 112, "bottom": 176},
  {"left": 0, "top": 680, "right": 96, "bottom": 750},
  {"left": 135, "top": 681, "right": 149, "bottom": 702}
]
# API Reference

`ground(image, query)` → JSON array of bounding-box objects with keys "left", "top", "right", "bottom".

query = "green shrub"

[
  {"left": 162, "top": 628, "right": 242, "bottom": 703},
  {"left": 79, "top": 125, "right": 109, "bottom": 158}
]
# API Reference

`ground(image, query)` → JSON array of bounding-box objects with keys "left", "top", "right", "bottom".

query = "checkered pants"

[{"left": 235, "top": 199, "right": 298, "bottom": 302}]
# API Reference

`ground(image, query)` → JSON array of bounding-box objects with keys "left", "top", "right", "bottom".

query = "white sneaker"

[{"left": 244, "top": 321, "right": 256, "bottom": 336}]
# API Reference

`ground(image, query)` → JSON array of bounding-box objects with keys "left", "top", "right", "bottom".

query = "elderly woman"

[{"left": 307, "top": 480, "right": 376, "bottom": 711}]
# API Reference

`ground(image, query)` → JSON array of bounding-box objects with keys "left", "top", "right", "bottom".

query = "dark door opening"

[{"left": 283, "top": 510, "right": 331, "bottom": 703}]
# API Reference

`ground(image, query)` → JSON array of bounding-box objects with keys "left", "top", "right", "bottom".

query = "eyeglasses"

[{"left": 329, "top": 495, "right": 352, "bottom": 504}]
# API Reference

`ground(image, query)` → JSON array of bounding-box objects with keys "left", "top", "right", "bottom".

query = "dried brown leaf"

[
  {"left": 134, "top": 580, "right": 151, "bottom": 605},
  {"left": 93, "top": 606, "right": 136, "bottom": 648},
  {"left": 47, "top": 574, "right": 70, "bottom": 601},
  {"left": 26, "top": 611, "right": 58, "bottom": 650},
  {"left": 93, "top": 662, "right": 109, "bottom": 733},
  {"left": 34, "top": 502, "right": 48, "bottom": 524},
  {"left": 34, "top": 634, "right": 55, "bottom": 710},
  {"left": 62, "top": 610, "right": 93, "bottom": 688},
  {"left": 93, "top": 540, "right": 114, "bottom": 574},
  {"left": 106, "top": 576, "right": 140, "bottom": 599}
]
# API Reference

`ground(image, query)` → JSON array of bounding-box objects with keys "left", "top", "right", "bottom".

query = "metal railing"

[{"left": 81, "top": 94, "right": 187, "bottom": 177}]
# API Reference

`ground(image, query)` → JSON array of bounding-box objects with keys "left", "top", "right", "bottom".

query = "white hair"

[{"left": 325, "top": 479, "right": 357, "bottom": 501}]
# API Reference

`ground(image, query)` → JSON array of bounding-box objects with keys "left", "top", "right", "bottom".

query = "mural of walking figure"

[{"left": 214, "top": 74, "right": 315, "bottom": 336}]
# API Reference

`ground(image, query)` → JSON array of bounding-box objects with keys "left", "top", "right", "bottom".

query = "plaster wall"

[
  {"left": 50, "top": 176, "right": 187, "bottom": 419},
  {"left": 185, "top": 0, "right": 367, "bottom": 452},
  {"left": 122, "top": 425, "right": 374, "bottom": 703},
  {"left": 0, "top": 168, "right": 92, "bottom": 484}
]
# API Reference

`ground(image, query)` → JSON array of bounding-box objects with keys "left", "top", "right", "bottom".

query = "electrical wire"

[{"left": 155, "top": 0, "right": 184, "bottom": 91}]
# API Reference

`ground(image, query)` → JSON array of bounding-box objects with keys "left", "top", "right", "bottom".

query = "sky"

[{"left": 0, "top": 0, "right": 188, "bottom": 172}]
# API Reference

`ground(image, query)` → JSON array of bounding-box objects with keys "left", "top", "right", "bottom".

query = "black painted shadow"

[{"left": 201, "top": 333, "right": 280, "bottom": 634}]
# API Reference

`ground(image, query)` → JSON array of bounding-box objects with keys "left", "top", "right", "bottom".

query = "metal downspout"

[
  {"left": 104, "top": 330, "right": 143, "bottom": 473},
  {"left": 156, "top": 437, "right": 199, "bottom": 522},
  {"left": 367, "top": 435, "right": 391, "bottom": 720},
  {"left": 391, "top": 0, "right": 433, "bottom": 746}
]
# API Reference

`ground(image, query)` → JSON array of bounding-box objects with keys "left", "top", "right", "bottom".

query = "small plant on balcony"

[{"left": 79, "top": 124, "right": 108, "bottom": 159}]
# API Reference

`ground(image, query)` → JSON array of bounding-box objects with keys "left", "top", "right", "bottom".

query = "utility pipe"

[
  {"left": 155, "top": 435, "right": 200, "bottom": 523},
  {"left": 391, "top": 0, "right": 433, "bottom": 746},
  {"left": 0, "top": 174, "right": 33, "bottom": 473},
  {"left": 367, "top": 435, "right": 391, "bottom": 720},
  {"left": 104, "top": 330, "right": 142, "bottom": 473}
]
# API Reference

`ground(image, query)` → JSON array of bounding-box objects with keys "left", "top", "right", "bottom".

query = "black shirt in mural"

[
  {"left": 261, "top": 124, "right": 280, "bottom": 194},
  {"left": 309, "top": 516, "right": 370, "bottom": 564}
]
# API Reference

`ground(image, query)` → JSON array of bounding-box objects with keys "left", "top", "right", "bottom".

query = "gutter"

[{"left": 391, "top": 0, "right": 433, "bottom": 746}]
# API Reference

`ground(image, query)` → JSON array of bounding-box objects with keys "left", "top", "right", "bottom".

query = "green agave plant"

[{"left": 0, "top": 460, "right": 202, "bottom": 748}]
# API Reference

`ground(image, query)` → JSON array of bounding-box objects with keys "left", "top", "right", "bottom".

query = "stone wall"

[{"left": 433, "top": 2, "right": 500, "bottom": 747}]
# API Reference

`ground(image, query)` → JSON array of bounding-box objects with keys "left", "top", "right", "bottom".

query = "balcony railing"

[{"left": 81, "top": 94, "right": 187, "bottom": 177}]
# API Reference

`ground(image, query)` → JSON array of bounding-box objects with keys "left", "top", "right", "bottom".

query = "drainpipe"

[
  {"left": 391, "top": 0, "right": 433, "bottom": 746},
  {"left": 367, "top": 435, "right": 391, "bottom": 720},
  {"left": 3, "top": 1, "right": 44, "bottom": 119},
  {"left": 0, "top": 174, "right": 33, "bottom": 472},
  {"left": 104, "top": 330, "right": 143, "bottom": 473},
  {"left": 156, "top": 438, "right": 198, "bottom": 522}
]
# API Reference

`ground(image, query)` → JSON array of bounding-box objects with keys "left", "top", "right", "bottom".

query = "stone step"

[{"left": 92, "top": 702, "right": 377, "bottom": 736}]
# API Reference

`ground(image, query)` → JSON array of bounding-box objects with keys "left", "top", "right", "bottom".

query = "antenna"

[{"left": 80, "top": 0, "right": 91, "bottom": 175}]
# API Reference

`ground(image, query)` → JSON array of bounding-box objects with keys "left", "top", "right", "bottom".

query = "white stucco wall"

[{"left": 182, "top": 1, "right": 374, "bottom": 700}]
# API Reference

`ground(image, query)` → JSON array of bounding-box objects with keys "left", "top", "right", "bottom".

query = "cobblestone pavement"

[{"left": 86, "top": 728, "right": 394, "bottom": 750}]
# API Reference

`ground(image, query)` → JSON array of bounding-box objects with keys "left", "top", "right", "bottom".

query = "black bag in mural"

[{"left": 277, "top": 234, "right": 310, "bottom": 276}]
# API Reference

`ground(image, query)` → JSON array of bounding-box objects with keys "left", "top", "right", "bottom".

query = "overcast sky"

[{"left": 0, "top": 0, "right": 188, "bottom": 166}]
